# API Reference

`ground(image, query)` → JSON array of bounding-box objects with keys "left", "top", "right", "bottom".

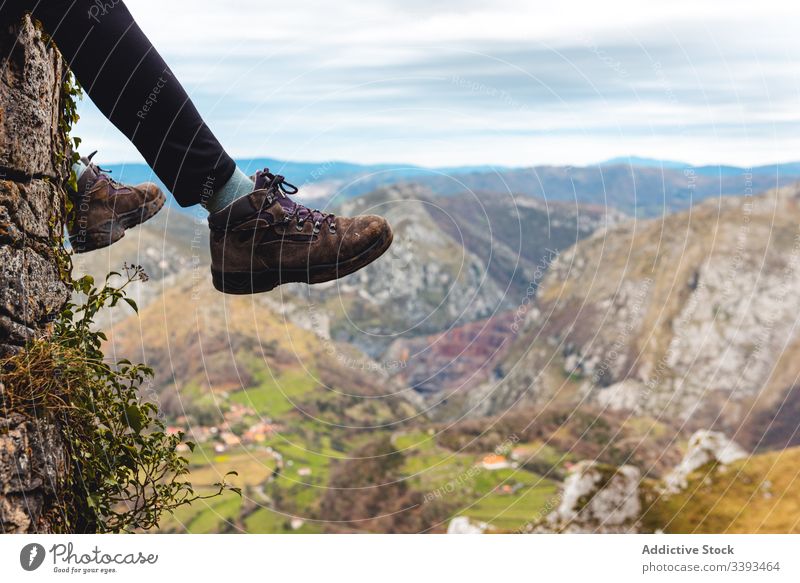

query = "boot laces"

[
  {"left": 261, "top": 170, "right": 336, "bottom": 234},
  {"left": 85, "top": 150, "right": 122, "bottom": 187}
]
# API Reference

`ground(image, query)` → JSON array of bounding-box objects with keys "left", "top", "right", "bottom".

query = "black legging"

[{"left": 23, "top": 0, "right": 236, "bottom": 206}]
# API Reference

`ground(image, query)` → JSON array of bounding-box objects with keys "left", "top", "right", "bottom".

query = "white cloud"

[{"left": 74, "top": 0, "right": 800, "bottom": 167}]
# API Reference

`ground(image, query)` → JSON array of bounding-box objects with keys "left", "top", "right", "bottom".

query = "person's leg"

[
  {"left": 31, "top": 0, "right": 238, "bottom": 207},
  {"left": 27, "top": 1, "right": 394, "bottom": 291}
]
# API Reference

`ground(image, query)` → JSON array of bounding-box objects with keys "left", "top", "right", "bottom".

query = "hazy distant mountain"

[
  {"left": 600, "top": 155, "right": 800, "bottom": 179},
  {"left": 101, "top": 157, "right": 800, "bottom": 219},
  {"left": 381, "top": 165, "right": 800, "bottom": 217},
  {"left": 99, "top": 158, "right": 503, "bottom": 209},
  {"left": 598, "top": 156, "right": 690, "bottom": 169}
]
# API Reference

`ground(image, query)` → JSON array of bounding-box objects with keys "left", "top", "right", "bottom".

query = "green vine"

[
  {"left": 59, "top": 70, "right": 82, "bottom": 237},
  {"left": 52, "top": 69, "right": 83, "bottom": 282},
  {"left": 1, "top": 265, "right": 238, "bottom": 533},
  {"left": 61, "top": 71, "right": 82, "bottom": 193}
]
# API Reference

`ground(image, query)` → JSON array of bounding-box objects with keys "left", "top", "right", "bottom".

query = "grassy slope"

[
  {"left": 106, "top": 275, "right": 423, "bottom": 533},
  {"left": 643, "top": 447, "right": 800, "bottom": 533},
  {"left": 160, "top": 429, "right": 564, "bottom": 533},
  {"left": 395, "top": 431, "right": 560, "bottom": 532}
]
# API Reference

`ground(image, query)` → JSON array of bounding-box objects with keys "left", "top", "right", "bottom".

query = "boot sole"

[
  {"left": 70, "top": 192, "right": 166, "bottom": 253},
  {"left": 211, "top": 229, "right": 394, "bottom": 295}
]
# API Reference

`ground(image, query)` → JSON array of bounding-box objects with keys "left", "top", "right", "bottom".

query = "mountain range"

[
  {"left": 102, "top": 156, "right": 800, "bottom": 219},
  {"left": 70, "top": 165, "right": 800, "bottom": 533},
  {"left": 449, "top": 182, "right": 800, "bottom": 452}
]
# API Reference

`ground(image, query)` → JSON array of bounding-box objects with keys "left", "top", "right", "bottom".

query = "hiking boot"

[
  {"left": 208, "top": 169, "right": 393, "bottom": 294},
  {"left": 68, "top": 151, "right": 166, "bottom": 253}
]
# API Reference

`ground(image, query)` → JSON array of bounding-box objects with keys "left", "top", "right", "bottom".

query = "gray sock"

[
  {"left": 72, "top": 158, "right": 88, "bottom": 182},
  {"left": 204, "top": 167, "right": 255, "bottom": 213}
]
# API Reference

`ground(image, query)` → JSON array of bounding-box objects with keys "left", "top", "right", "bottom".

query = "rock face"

[
  {"left": 0, "top": 13, "right": 71, "bottom": 532},
  {"left": 538, "top": 461, "right": 642, "bottom": 533},
  {"left": 289, "top": 184, "right": 509, "bottom": 357},
  {"left": 446, "top": 516, "right": 486, "bottom": 534},
  {"left": 663, "top": 430, "right": 747, "bottom": 493},
  {"left": 469, "top": 183, "right": 800, "bottom": 443},
  {"left": 276, "top": 183, "right": 615, "bottom": 361},
  {"left": 0, "top": 413, "right": 68, "bottom": 532},
  {"left": 0, "top": 13, "right": 70, "bottom": 355}
]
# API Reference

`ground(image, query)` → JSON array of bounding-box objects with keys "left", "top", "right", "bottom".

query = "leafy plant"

[
  {"left": 60, "top": 71, "right": 82, "bottom": 192},
  {"left": 1, "top": 264, "right": 238, "bottom": 533}
]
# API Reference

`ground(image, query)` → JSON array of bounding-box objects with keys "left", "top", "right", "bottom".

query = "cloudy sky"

[{"left": 74, "top": 0, "right": 800, "bottom": 168}]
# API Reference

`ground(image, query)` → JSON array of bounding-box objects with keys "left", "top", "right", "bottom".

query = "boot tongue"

[
  {"left": 255, "top": 169, "right": 299, "bottom": 213},
  {"left": 254, "top": 168, "right": 329, "bottom": 224},
  {"left": 253, "top": 169, "right": 273, "bottom": 191}
]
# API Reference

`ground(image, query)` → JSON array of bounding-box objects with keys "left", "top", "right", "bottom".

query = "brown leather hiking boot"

[
  {"left": 68, "top": 152, "right": 166, "bottom": 253},
  {"left": 208, "top": 169, "right": 393, "bottom": 294}
]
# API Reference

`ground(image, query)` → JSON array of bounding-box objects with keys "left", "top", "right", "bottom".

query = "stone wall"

[
  {"left": 0, "top": 13, "right": 69, "bottom": 355},
  {"left": 0, "top": 13, "right": 71, "bottom": 533},
  {"left": 0, "top": 413, "right": 68, "bottom": 532}
]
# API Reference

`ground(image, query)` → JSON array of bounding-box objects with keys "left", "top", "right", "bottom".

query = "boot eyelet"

[
  {"left": 313, "top": 221, "right": 321, "bottom": 234},
  {"left": 328, "top": 223, "right": 337, "bottom": 234},
  {"left": 295, "top": 220, "right": 305, "bottom": 231}
]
